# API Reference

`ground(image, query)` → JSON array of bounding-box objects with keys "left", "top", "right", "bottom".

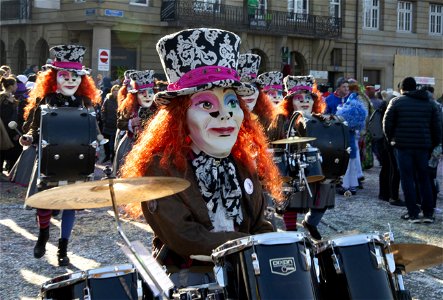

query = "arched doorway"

[
  {"left": 0, "top": 40, "right": 6, "bottom": 66},
  {"left": 12, "top": 39, "right": 27, "bottom": 74},
  {"left": 250, "top": 48, "right": 268, "bottom": 74},
  {"left": 35, "top": 38, "right": 49, "bottom": 68},
  {"left": 291, "top": 51, "right": 307, "bottom": 76}
]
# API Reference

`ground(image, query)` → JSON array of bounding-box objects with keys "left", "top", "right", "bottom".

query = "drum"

[
  {"left": 38, "top": 106, "right": 97, "bottom": 183},
  {"left": 287, "top": 182, "right": 335, "bottom": 210},
  {"left": 267, "top": 147, "right": 289, "bottom": 176},
  {"left": 315, "top": 233, "right": 395, "bottom": 300},
  {"left": 304, "top": 116, "right": 350, "bottom": 179},
  {"left": 40, "top": 264, "right": 150, "bottom": 299},
  {"left": 300, "top": 147, "right": 324, "bottom": 183},
  {"left": 212, "top": 232, "right": 318, "bottom": 299}
]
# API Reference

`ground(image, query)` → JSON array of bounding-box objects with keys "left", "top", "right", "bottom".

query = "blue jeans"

[{"left": 394, "top": 148, "right": 433, "bottom": 217}]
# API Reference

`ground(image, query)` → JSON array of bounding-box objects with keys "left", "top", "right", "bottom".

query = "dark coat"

[
  {"left": 141, "top": 155, "right": 273, "bottom": 266},
  {"left": 100, "top": 94, "right": 118, "bottom": 135},
  {"left": 383, "top": 89, "right": 442, "bottom": 150}
]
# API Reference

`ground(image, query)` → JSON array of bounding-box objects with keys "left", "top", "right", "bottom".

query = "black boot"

[
  {"left": 34, "top": 227, "right": 49, "bottom": 258},
  {"left": 57, "top": 238, "right": 70, "bottom": 266}
]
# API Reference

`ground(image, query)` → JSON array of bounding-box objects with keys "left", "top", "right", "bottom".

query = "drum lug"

[
  {"left": 345, "top": 146, "right": 351, "bottom": 154},
  {"left": 373, "top": 246, "right": 384, "bottom": 269},
  {"left": 331, "top": 253, "right": 342, "bottom": 274},
  {"left": 251, "top": 252, "right": 260, "bottom": 275},
  {"left": 54, "top": 154, "right": 60, "bottom": 160},
  {"left": 83, "top": 286, "right": 91, "bottom": 300},
  {"left": 385, "top": 252, "right": 396, "bottom": 273},
  {"left": 79, "top": 154, "right": 85, "bottom": 160},
  {"left": 302, "top": 247, "right": 312, "bottom": 270}
]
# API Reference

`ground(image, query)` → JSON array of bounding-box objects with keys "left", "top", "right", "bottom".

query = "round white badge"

[{"left": 244, "top": 178, "right": 254, "bottom": 195}]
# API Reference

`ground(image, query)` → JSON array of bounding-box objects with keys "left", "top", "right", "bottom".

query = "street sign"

[
  {"left": 98, "top": 49, "right": 110, "bottom": 72},
  {"left": 104, "top": 9, "right": 124, "bottom": 17}
]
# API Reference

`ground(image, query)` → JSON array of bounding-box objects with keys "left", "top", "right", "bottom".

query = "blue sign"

[
  {"left": 85, "top": 8, "right": 96, "bottom": 16},
  {"left": 104, "top": 9, "right": 124, "bottom": 17}
]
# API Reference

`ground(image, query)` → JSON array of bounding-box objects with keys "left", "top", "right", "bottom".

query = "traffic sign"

[{"left": 98, "top": 49, "right": 110, "bottom": 71}]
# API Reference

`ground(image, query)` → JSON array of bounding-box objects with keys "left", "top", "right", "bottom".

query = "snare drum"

[
  {"left": 315, "top": 233, "right": 395, "bottom": 300},
  {"left": 40, "top": 264, "right": 147, "bottom": 299},
  {"left": 300, "top": 147, "right": 324, "bottom": 183},
  {"left": 212, "top": 232, "right": 318, "bottom": 299},
  {"left": 38, "top": 106, "right": 97, "bottom": 183}
]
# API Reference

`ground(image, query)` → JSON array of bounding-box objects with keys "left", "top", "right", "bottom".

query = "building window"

[
  {"left": 288, "top": 0, "right": 309, "bottom": 20},
  {"left": 397, "top": 1, "right": 412, "bottom": 32},
  {"left": 329, "top": 0, "right": 341, "bottom": 18},
  {"left": 331, "top": 48, "right": 342, "bottom": 67},
  {"left": 129, "top": 0, "right": 148, "bottom": 6},
  {"left": 193, "top": 0, "right": 221, "bottom": 13},
  {"left": 429, "top": 3, "right": 443, "bottom": 35},
  {"left": 363, "top": 0, "right": 380, "bottom": 30}
]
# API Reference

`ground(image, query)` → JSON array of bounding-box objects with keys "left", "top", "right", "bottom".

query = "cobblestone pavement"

[{"left": 0, "top": 161, "right": 442, "bottom": 299}]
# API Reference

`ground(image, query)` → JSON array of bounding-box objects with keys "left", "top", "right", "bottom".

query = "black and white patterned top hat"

[
  {"left": 154, "top": 28, "right": 257, "bottom": 105},
  {"left": 128, "top": 70, "right": 155, "bottom": 93},
  {"left": 283, "top": 75, "right": 315, "bottom": 100},
  {"left": 45, "top": 45, "right": 89, "bottom": 75},
  {"left": 256, "top": 71, "right": 283, "bottom": 91},
  {"left": 238, "top": 53, "right": 261, "bottom": 83},
  {"left": 123, "top": 69, "right": 137, "bottom": 87}
]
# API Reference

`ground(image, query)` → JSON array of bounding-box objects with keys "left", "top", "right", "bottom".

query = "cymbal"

[
  {"left": 271, "top": 136, "right": 316, "bottom": 145},
  {"left": 25, "top": 177, "right": 190, "bottom": 210},
  {"left": 390, "top": 243, "right": 443, "bottom": 273}
]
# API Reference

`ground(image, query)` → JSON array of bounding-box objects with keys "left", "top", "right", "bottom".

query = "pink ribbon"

[
  {"left": 263, "top": 84, "right": 282, "bottom": 91},
  {"left": 167, "top": 66, "right": 239, "bottom": 91},
  {"left": 289, "top": 85, "right": 312, "bottom": 93},
  {"left": 52, "top": 61, "right": 83, "bottom": 70}
]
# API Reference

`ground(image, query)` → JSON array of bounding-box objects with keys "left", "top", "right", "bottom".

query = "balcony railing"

[
  {"left": 1, "top": 0, "right": 31, "bottom": 21},
  {"left": 161, "top": 1, "right": 341, "bottom": 39}
]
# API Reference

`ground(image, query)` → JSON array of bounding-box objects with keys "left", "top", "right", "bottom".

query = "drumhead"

[
  {"left": 316, "top": 233, "right": 383, "bottom": 253},
  {"left": 86, "top": 263, "right": 135, "bottom": 279}
]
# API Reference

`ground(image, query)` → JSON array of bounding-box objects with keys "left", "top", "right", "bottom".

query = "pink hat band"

[
  {"left": 289, "top": 85, "right": 312, "bottom": 93},
  {"left": 137, "top": 83, "right": 155, "bottom": 89},
  {"left": 167, "top": 66, "right": 239, "bottom": 92},
  {"left": 52, "top": 61, "right": 83, "bottom": 70},
  {"left": 263, "top": 84, "right": 282, "bottom": 91}
]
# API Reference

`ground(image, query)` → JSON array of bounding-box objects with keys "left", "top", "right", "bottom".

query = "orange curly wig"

[
  {"left": 118, "top": 92, "right": 138, "bottom": 115},
  {"left": 252, "top": 92, "right": 277, "bottom": 128},
  {"left": 24, "top": 69, "right": 100, "bottom": 120},
  {"left": 117, "top": 85, "right": 129, "bottom": 106},
  {"left": 121, "top": 94, "right": 283, "bottom": 201}
]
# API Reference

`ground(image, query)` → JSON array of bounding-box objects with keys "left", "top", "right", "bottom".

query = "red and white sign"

[{"left": 98, "top": 49, "right": 110, "bottom": 71}]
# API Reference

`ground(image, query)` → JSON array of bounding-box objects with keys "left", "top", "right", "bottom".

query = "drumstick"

[{"left": 8, "top": 121, "right": 22, "bottom": 136}]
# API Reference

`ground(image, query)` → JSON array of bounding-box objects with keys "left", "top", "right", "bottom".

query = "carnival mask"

[
  {"left": 292, "top": 91, "right": 314, "bottom": 116},
  {"left": 137, "top": 88, "right": 155, "bottom": 108},
  {"left": 56, "top": 70, "right": 81, "bottom": 96},
  {"left": 244, "top": 88, "right": 259, "bottom": 112},
  {"left": 266, "top": 89, "right": 283, "bottom": 105},
  {"left": 187, "top": 88, "right": 244, "bottom": 158}
]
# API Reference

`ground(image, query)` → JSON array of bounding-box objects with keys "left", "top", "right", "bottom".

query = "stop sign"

[{"left": 99, "top": 50, "right": 109, "bottom": 63}]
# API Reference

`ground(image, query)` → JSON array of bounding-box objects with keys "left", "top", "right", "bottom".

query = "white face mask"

[
  {"left": 266, "top": 89, "right": 283, "bottom": 105},
  {"left": 243, "top": 88, "right": 259, "bottom": 112},
  {"left": 187, "top": 88, "right": 244, "bottom": 158},
  {"left": 137, "top": 88, "right": 155, "bottom": 108},
  {"left": 292, "top": 91, "right": 314, "bottom": 116},
  {"left": 56, "top": 70, "right": 81, "bottom": 96}
]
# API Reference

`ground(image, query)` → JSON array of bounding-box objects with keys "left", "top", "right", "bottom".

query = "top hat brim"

[
  {"left": 283, "top": 89, "right": 316, "bottom": 101},
  {"left": 44, "top": 64, "right": 89, "bottom": 76},
  {"left": 154, "top": 79, "right": 257, "bottom": 106}
]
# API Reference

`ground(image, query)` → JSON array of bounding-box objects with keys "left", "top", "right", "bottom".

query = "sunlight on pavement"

[
  {"left": 20, "top": 269, "right": 50, "bottom": 288},
  {"left": 106, "top": 210, "right": 154, "bottom": 232}
]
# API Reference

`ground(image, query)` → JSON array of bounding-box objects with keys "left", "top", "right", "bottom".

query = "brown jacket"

[{"left": 141, "top": 154, "right": 274, "bottom": 264}]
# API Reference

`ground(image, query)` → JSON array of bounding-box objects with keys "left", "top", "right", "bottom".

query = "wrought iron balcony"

[
  {"left": 161, "top": 1, "right": 341, "bottom": 39},
  {"left": 1, "top": 0, "right": 31, "bottom": 21}
]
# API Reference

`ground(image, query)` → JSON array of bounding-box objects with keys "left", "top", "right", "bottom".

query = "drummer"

[
  {"left": 121, "top": 28, "right": 282, "bottom": 287},
  {"left": 267, "top": 75, "right": 327, "bottom": 239},
  {"left": 20, "top": 45, "right": 100, "bottom": 266}
]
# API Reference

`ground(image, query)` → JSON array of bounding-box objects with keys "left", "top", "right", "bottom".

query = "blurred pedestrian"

[{"left": 100, "top": 84, "right": 119, "bottom": 163}]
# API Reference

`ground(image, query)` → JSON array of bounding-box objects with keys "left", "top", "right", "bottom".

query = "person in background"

[
  {"left": 121, "top": 28, "right": 282, "bottom": 287},
  {"left": 325, "top": 77, "right": 350, "bottom": 114},
  {"left": 383, "top": 77, "right": 442, "bottom": 223},
  {"left": 100, "top": 84, "right": 119, "bottom": 163}
]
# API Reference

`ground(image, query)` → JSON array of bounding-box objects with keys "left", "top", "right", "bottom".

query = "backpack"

[{"left": 367, "top": 108, "right": 384, "bottom": 140}]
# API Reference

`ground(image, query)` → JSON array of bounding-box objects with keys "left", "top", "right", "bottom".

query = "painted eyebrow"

[{"left": 190, "top": 91, "right": 219, "bottom": 105}]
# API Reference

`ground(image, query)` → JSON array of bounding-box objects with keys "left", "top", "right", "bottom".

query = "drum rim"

[
  {"left": 40, "top": 271, "right": 86, "bottom": 293},
  {"left": 86, "top": 263, "right": 135, "bottom": 279},
  {"left": 315, "top": 233, "right": 383, "bottom": 253}
]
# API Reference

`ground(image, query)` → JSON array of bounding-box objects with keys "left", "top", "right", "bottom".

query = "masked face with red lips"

[
  {"left": 137, "top": 88, "right": 155, "bottom": 108},
  {"left": 56, "top": 70, "right": 81, "bottom": 96},
  {"left": 266, "top": 89, "right": 284, "bottom": 105},
  {"left": 187, "top": 87, "right": 244, "bottom": 158},
  {"left": 243, "top": 88, "right": 259, "bottom": 112},
  {"left": 292, "top": 91, "right": 314, "bottom": 117}
]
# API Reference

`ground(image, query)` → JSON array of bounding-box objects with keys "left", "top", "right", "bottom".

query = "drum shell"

[
  {"left": 39, "top": 107, "right": 96, "bottom": 182},
  {"left": 301, "top": 148, "right": 324, "bottom": 183},
  {"left": 287, "top": 182, "right": 335, "bottom": 210},
  {"left": 305, "top": 117, "right": 350, "bottom": 179},
  {"left": 214, "top": 233, "right": 318, "bottom": 300},
  {"left": 315, "top": 236, "right": 394, "bottom": 300}
]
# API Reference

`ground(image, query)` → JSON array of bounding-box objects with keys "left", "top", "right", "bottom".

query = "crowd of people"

[{"left": 0, "top": 28, "right": 441, "bottom": 290}]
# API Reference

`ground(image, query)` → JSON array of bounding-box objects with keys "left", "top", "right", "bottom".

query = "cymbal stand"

[
  {"left": 296, "top": 153, "right": 312, "bottom": 198},
  {"left": 106, "top": 177, "right": 172, "bottom": 299}
]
